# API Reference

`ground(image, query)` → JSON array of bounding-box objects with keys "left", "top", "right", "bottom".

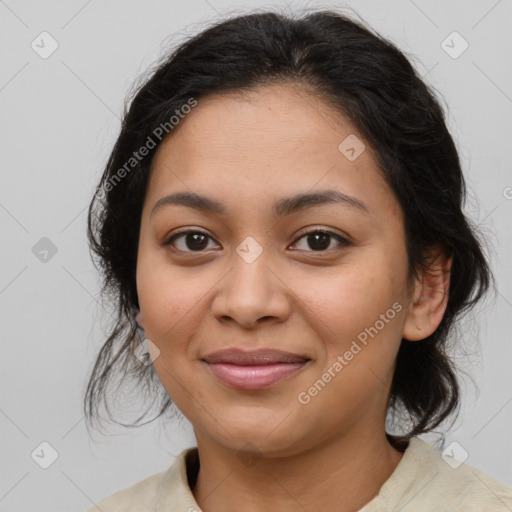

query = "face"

[{"left": 136, "top": 83, "right": 414, "bottom": 457}]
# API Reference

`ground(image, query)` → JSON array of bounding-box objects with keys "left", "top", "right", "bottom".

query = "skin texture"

[{"left": 136, "top": 83, "right": 452, "bottom": 512}]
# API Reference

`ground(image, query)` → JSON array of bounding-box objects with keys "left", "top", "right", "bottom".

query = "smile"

[
  {"left": 204, "top": 361, "right": 310, "bottom": 390},
  {"left": 202, "top": 348, "right": 311, "bottom": 390}
]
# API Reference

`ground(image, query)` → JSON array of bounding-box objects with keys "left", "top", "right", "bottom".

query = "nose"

[{"left": 211, "top": 248, "right": 291, "bottom": 329}]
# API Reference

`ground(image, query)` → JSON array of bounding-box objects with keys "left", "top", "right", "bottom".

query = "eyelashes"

[
  {"left": 292, "top": 230, "right": 350, "bottom": 252},
  {"left": 163, "top": 230, "right": 217, "bottom": 252},
  {"left": 162, "top": 228, "right": 351, "bottom": 254}
]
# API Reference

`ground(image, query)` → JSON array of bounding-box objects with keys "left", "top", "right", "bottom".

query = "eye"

[
  {"left": 163, "top": 230, "right": 219, "bottom": 253},
  {"left": 290, "top": 229, "right": 351, "bottom": 252},
  {"left": 163, "top": 228, "right": 351, "bottom": 254}
]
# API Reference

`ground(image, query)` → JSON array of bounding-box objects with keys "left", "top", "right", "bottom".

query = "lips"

[
  {"left": 203, "top": 348, "right": 310, "bottom": 365},
  {"left": 202, "top": 348, "right": 311, "bottom": 390}
]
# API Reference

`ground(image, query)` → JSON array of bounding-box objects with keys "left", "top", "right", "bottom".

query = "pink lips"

[{"left": 202, "top": 348, "right": 310, "bottom": 390}]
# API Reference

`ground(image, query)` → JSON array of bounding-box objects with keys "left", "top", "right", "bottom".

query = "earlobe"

[
  {"left": 402, "top": 245, "right": 452, "bottom": 341},
  {"left": 135, "top": 309, "right": 144, "bottom": 329}
]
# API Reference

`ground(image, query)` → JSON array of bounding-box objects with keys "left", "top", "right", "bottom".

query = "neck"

[{"left": 191, "top": 427, "right": 405, "bottom": 512}]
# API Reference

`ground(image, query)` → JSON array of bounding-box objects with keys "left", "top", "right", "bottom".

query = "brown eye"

[
  {"left": 163, "top": 228, "right": 350, "bottom": 255},
  {"left": 291, "top": 230, "right": 350, "bottom": 252},
  {"left": 163, "top": 230, "right": 218, "bottom": 252}
]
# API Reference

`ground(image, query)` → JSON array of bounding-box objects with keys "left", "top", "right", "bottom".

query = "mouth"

[{"left": 201, "top": 348, "right": 311, "bottom": 390}]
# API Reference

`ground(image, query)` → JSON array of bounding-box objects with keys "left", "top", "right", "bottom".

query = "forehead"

[{"left": 145, "top": 83, "right": 401, "bottom": 222}]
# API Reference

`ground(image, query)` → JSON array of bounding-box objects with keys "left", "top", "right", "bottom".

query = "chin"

[{"left": 206, "top": 416, "right": 307, "bottom": 457}]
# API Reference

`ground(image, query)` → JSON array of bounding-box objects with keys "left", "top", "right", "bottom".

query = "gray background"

[{"left": 1, "top": 0, "right": 511, "bottom": 510}]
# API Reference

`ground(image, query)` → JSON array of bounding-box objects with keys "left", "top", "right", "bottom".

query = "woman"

[{"left": 84, "top": 8, "right": 512, "bottom": 511}]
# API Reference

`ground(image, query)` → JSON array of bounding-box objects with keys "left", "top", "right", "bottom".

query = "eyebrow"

[{"left": 150, "top": 190, "right": 371, "bottom": 218}]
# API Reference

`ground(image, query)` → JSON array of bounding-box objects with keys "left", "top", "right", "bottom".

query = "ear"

[
  {"left": 135, "top": 309, "right": 145, "bottom": 329},
  {"left": 402, "top": 244, "right": 452, "bottom": 341}
]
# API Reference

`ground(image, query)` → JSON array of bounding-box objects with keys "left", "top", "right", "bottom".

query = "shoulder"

[
  {"left": 392, "top": 437, "right": 512, "bottom": 511},
  {"left": 85, "top": 448, "right": 196, "bottom": 512},
  {"left": 85, "top": 471, "right": 165, "bottom": 512}
]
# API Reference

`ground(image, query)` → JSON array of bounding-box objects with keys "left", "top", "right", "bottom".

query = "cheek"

[
  {"left": 138, "top": 274, "right": 203, "bottom": 343},
  {"left": 294, "top": 257, "right": 405, "bottom": 365},
  {"left": 295, "top": 267, "right": 382, "bottom": 333},
  {"left": 136, "top": 263, "right": 208, "bottom": 405},
  {"left": 136, "top": 247, "right": 201, "bottom": 343}
]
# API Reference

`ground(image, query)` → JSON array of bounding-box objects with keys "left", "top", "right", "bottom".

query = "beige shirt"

[{"left": 86, "top": 437, "right": 512, "bottom": 511}]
